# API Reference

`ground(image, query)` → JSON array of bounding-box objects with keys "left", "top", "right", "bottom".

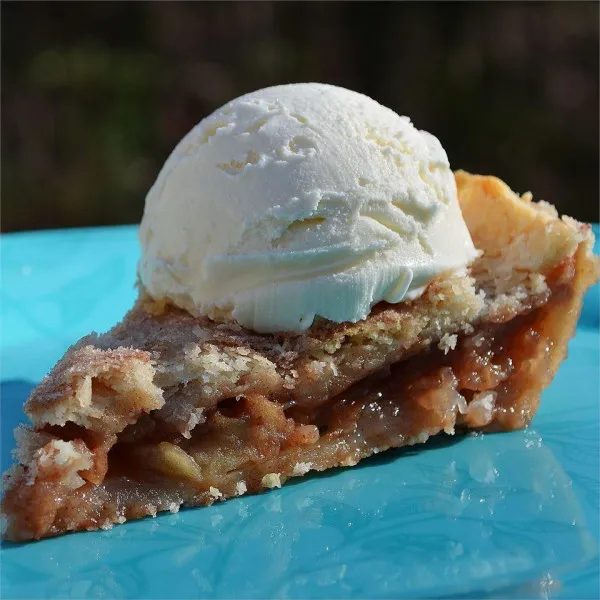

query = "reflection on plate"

[{"left": 1, "top": 226, "right": 598, "bottom": 599}]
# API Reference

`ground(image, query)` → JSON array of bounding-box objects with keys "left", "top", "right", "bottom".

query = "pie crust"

[{"left": 2, "top": 171, "right": 598, "bottom": 541}]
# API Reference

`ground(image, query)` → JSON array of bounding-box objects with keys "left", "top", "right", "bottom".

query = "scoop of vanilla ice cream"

[{"left": 139, "top": 83, "right": 478, "bottom": 333}]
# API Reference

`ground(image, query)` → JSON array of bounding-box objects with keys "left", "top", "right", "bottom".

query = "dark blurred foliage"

[{"left": 1, "top": 1, "right": 598, "bottom": 232}]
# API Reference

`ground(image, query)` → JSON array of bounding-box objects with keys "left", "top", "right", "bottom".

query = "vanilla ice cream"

[{"left": 139, "top": 83, "right": 478, "bottom": 333}]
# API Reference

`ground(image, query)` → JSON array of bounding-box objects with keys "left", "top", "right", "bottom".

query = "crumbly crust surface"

[{"left": 3, "top": 171, "right": 598, "bottom": 541}]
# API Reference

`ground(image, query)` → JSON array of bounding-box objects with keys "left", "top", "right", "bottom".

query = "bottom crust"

[{"left": 3, "top": 241, "right": 596, "bottom": 541}]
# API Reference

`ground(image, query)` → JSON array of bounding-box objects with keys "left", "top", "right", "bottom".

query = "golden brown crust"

[
  {"left": 25, "top": 341, "right": 164, "bottom": 434},
  {"left": 3, "top": 171, "right": 599, "bottom": 541},
  {"left": 23, "top": 271, "right": 485, "bottom": 439},
  {"left": 455, "top": 170, "right": 581, "bottom": 268}
]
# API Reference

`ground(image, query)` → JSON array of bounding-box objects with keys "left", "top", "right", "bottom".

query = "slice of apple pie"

[{"left": 2, "top": 171, "right": 598, "bottom": 541}]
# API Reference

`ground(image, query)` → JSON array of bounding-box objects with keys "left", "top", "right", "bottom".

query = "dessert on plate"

[{"left": 3, "top": 84, "right": 598, "bottom": 541}]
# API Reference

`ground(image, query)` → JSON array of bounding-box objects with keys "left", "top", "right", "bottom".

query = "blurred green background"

[{"left": 2, "top": 1, "right": 598, "bottom": 232}]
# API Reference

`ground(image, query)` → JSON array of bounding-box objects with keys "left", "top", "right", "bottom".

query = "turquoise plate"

[{"left": 1, "top": 226, "right": 599, "bottom": 599}]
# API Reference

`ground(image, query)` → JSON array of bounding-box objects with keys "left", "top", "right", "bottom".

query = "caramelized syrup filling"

[{"left": 85, "top": 299, "right": 552, "bottom": 498}]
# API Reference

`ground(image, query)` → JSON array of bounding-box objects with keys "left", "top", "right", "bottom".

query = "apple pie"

[{"left": 2, "top": 171, "right": 598, "bottom": 541}]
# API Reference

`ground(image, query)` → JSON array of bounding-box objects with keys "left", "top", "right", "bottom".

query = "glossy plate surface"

[{"left": 1, "top": 226, "right": 599, "bottom": 599}]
